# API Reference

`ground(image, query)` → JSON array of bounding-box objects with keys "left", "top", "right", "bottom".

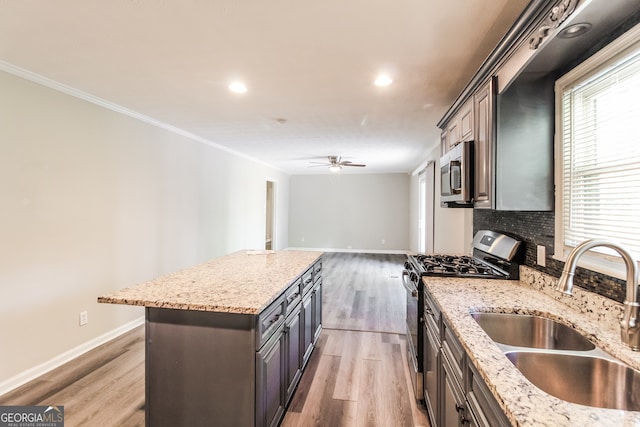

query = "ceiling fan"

[{"left": 308, "top": 156, "right": 366, "bottom": 172}]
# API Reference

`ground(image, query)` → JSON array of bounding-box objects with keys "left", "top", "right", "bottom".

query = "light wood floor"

[
  {"left": 322, "top": 252, "right": 406, "bottom": 334},
  {"left": 0, "top": 252, "right": 429, "bottom": 426}
]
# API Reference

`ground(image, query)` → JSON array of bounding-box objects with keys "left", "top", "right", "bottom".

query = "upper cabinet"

[
  {"left": 441, "top": 98, "right": 474, "bottom": 155},
  {"left": 472, "top": 78, "right": 495, "bottom": 209},
  {"left": 437, "top": 0, "right": 640, "bottom": 210}
]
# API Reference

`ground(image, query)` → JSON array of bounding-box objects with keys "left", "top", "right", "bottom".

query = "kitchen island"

[
  {"left": 425, "top": 266, "right": 640, "bottom": 426},
  {"left": 98, "top": 249, "right": 323, "bottom": 427}
]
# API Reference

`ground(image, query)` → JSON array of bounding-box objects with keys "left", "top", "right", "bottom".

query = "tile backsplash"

[{"left": 473, "top": 209, "right": 626, "bottom": 303}]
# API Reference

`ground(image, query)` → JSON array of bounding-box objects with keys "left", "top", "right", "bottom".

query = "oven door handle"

[{"left": 402, "top": 270, "right": 418, "bottom": 297}]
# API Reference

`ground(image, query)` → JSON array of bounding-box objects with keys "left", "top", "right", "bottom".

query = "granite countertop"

[
  {"left": 98, "top": 250, "right": 323, "bottom": 314},
  {"left": 426, "top": 266, "right": 640, "bottom": 427}
]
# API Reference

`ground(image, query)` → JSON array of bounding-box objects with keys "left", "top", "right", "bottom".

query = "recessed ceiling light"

[
  {"left": 229, "top": 82, "right": 247, "bottom": 93},
  {"left": 374, "top": 74, "right": 392, "bottom": 87},
  {"left": 558, "top": 23, "right": 592, "bottom": 39}
]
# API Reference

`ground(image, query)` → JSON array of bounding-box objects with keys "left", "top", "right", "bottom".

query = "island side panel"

[{"left": 145, "top": 307, "right": 256, "bottom": 427}]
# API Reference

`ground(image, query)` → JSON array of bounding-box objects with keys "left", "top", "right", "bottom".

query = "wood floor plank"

[
  {"left": 332, "top": 330, "right": 363, "bottom": 401},
  {"left": 356, "top": 358, "right": 384, "bottom": 427},
  {"left": 323, "top": 327, "right": 347, "bottom": 357}
]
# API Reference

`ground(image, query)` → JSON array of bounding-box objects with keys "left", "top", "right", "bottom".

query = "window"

[{"left": 554, "top": 25, "right": 640, "bottom": 277}]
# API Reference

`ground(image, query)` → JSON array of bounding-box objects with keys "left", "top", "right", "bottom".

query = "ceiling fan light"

[{"left": 329, "top": 165, "right": 342, "bottom": 172}]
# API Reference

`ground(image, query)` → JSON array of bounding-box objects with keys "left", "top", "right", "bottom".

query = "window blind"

[{"left": 561, "top": 47, "right": 640, "bottom": 258}]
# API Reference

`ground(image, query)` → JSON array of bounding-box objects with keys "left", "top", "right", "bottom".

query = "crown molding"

[{"left": 0, "top": 60, "right": 288, "bottom": 174}]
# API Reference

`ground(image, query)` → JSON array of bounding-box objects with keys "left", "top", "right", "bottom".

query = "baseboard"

[
  {"left": 286, "top": 247, "right": 410, "bottom": 254},
  {"left": 0, "top": 316, "right": 145, "bottom": 396}
]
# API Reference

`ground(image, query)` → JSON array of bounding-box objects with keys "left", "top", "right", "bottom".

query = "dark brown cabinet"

[
  {"left": 423, "top": 291, "right": 440, "bottom": 424},
  {"left": 257, "top": 325, "right": 286, "bottom": 427},
  {"left": 423, "top": 288, "right": 509, "bottom": 427},
  {"left": 146, "top": 258, "right": 322, "bottom": 427},
  {"left": 312, "top": 279, "right": 322, "bottom": 343},
  {"left": 472, "top": 77, "right": 495, "bottom": 209},
  {"left": 284, "top": 305, "right": 302, "bottom": 402},
  {"left": 301, "top": 291, "right": 314, "bottom": 366}
]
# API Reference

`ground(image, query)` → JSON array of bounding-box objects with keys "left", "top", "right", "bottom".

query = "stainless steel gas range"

[{"left": 401, "top": 230, "right": 522, "bottom": 401}]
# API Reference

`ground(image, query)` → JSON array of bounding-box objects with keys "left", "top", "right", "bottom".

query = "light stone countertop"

[
  {"left": 98, "top": 250, "right": 323, "bottom": 314},
  {"left": 425, "top": 265, "right": 640, "bottom": 427}
]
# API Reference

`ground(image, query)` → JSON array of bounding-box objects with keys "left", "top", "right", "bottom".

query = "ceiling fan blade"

[{"left": 341, "top": 163, "right": 366, "bottom": 167}]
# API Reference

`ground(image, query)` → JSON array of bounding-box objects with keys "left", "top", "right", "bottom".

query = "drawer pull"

[
  {"left": 269, "top": 314, "right": 281, "bottom": 324},
  {"left": 287, "top": 293, "right": 300, "bottom": 303}
]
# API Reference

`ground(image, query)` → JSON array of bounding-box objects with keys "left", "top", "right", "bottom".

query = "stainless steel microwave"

[{"left": 440, "top": 140, "right": 473, "bottom": 206}]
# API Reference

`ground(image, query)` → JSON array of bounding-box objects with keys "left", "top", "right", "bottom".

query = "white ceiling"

[{"left": 0, "top": 0, "right": 530, "bottom": 174}]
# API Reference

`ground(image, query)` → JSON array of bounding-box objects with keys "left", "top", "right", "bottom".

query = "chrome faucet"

[{"left": 556, "top": 239, "right": 640, "bottom": 351}]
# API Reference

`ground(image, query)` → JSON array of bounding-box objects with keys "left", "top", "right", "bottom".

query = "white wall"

[
  {"left": 0, "top": 70, "right": 289, "bottom": 389},
  {"left": 409, "top": 142, "right": 473, "bottom": 254},
  {"left": 288, "top": 173, "right": 409, "bottom": 251}
]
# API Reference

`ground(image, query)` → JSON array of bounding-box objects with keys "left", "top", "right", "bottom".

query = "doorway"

[
  {"left": 418, "top": 162, "right": 435, "bottom": 254},
  {"left": 265, "top": 180, "right": 276, "bottom": 250}
]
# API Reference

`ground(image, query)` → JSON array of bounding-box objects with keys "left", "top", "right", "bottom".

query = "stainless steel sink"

[
  {"left": 505, "top": 351, "right": 640, "bottom": 411},
  {"left": 470, "top": 312, "right": 595, "bottom": 351}
]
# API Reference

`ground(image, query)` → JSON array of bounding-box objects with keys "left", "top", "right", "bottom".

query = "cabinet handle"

[
  {"left": 270, "top": 314, "right": 281, "bottom": 324},
  {"left": 455, "top": 403, "right": 465, "bottom": 413},
  {"left": 287, "top": 293, "right": 299, "bottom": 303}
]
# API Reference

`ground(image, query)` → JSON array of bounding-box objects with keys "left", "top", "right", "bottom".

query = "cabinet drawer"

[
  {"left": 467, "top": 362, "right": 510, "bottom": 427},
  {"left": 284, "top": 278, "right": 302, "bottom": 316},
  {"left": 301, "top": 267, "right": 314, "bottom": 296},
  {"left": 257, "top": 296, "right": 285, "bottom": 349},
  {"left": 443, "top": 319, "right": 465, "bottom": 382},
  {"left": 313, "top": 261, "right": 322, "bottom": 283},
  {"left": 424, "top": 290, "right": 441, "bottom": 330}
]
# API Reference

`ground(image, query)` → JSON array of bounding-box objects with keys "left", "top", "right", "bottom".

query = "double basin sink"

[{"left": 471, "top": 312, "right": 640, "bottom": 411}]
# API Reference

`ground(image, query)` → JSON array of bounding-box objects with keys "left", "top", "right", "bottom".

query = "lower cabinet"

[
  {"left": 302, "top": 291, "right": 314, "bottom": 366},
  {"left": 256, "top": 325, "right": 286, "bottom": 427},
  {"left": 441, "top": 352, "right": 466, "bottom": 427},
  {"left": 302, "top": 277, "right": 322, "bottom": 367},
  {"left": 466, "top": 362, "right": 510, "bottom": 427},
  {"left": 423, "top": 288, "right": 510, "bottom": 427},
  {"left": 312, "top": 279, "right": 323, "bottom": 343},
  {"left": 284, "top": 305, "right": 303, "bottom": 403},
  {"left": 146, "top": 258, "right": 322, "bottom": 427},
  {"left": 423, "top": 312, "right": 440, "bottom": 423}
]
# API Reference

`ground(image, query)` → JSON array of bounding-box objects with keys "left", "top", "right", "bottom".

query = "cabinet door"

[
  {"left": 447, "top": 123, "right": 460, "bottom": 150},
  {"left": 312, "top": 281, "right": 322, "bottom": 343},
  {"left": 466, "top": 362, "right": 510, "bottom": 427},
  {"left": 423, "top": 321, "right": 440, "bottom": 427},
  {"left": 256, "top": 328, "right": 285, "bottom": 427},
  {"left": 473, "top": 77, "right": 495, "bottom": 209},
  {"left": 284, "top": 309, "right": 302, "bottom": 403},
  {"left": 441, "top": 131, "right": 448, "bottom": 156},
  {"left": 460, "top": 101, "right": 474, "bottom": 141},
  {"left": 301, "top": 294, "right": 314, "bottom": 367},
  {"left": 441, "top": 355, "right": 465, "bottom": 427}
]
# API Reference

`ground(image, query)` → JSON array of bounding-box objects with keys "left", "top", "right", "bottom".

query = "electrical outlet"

[
  {"left": 536, "top": 245, "right": 546, "bottom": 267},
  {"left": 301, "top": 236, "right": 305, "bottom": 242},
  {"left": 79, "top": 311, "right": 88, "bottom": 326},
  {"left": 381, "top": 239, "right": 386, "bottom": 245}
]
